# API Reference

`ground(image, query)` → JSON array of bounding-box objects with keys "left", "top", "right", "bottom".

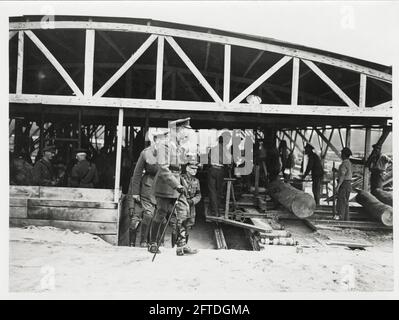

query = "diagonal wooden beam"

[
  {"left": 165, "top": 36, "right": 222, "bottom": 103},
  {"left": 98, "top": 30, "right": 126, "bottom": 60},
  {"left": 315, "top": 128, "right": 340, "bottom": 158},
  {"left": 24, "top": 30, "right": 83, "bottom": 97},
  {"left": 322, "top": 129, "right": 335, "bottom": 159},
  {"left": 372, "top": 101, "right": 392, "bottom": 109},
  {"left": 282, "top": 131, "right": 302, "bottom": 151},
  {"left": 9, "top": 31, "right": 18, "bottom": 40},
  {"left": 176, "top": 72, "right": 201, "bottom": 101},
  {"left": 338, "top": 128, "right": 345, "bottom": 149},
  {"left": 243, "top": 51, "right": 264, "bottom": 77},
  {"left": 302, "top": 59, "right": 357, "bottom": 108},
  {"left": 232, "top": 56, "right": 292, "bottom": 104},
  {"left": 94, "top": 34, "right": 158, "bottom": 98}
]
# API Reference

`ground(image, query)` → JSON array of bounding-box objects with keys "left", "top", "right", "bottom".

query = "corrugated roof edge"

[{"left": 9, "top": 15, "right": 392, "bottom": 74}]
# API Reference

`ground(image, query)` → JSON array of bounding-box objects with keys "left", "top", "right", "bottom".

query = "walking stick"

[{"left": 152, "top": 193, "right": 183, "bottom": 262}]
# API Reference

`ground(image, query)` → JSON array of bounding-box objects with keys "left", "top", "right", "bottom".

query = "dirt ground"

[{"left": 9, "top": 226, "right": 393, "bottom": 295}]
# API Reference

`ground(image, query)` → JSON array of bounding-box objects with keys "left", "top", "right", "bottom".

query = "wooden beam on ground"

[
  {"left": 114, "top": 108, "right": 124, "bottom": 202},
  {"left": 232, "top": 56, "right": 292, "bottom": 103},
  {"left": 84, "top": 29, "right": 95, "bottom": 97},
  {"left": 94, "top": 34, "right": 158, "bottom": 97},
  {"left": 302, "top": 59, "right": 358, "bottom": 108},
  {"left": 16, "top": 31, "right": 24, "bottom": 94},
  {"left": 291, "top": 57, "right": 299, "bottom": 106},
  {"left": 155, "top": 36, "right": 164, "bottom": 101},
  {"left": 24, "top": 30, "right": 83, "bottom": 97},
  {"left": 206, "top": 215, "right": 271, "bottom": 233},
  {"left": 223, "top": 44, "right": 231, "bottom": 103},
  {"left": 165, "top": 36, "right": 222, "bottom": 103},
  {"left": 359, "top": 74, "right": 367, "bottom": 108}
]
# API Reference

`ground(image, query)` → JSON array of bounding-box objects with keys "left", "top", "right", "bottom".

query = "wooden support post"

[
  {"left": 223, "top": 44, "right": 231, "bottom": 104},
  {"left": 16, "top": 31, "right": 24, "bottom": 94},
  {"left": 291, "top": 57, "right": 299, "bottom": 106},
  {"left": 338, "top": 128, "right": 345, "bottom": 149},
  {"left": 84, "top": 29, "right": 95, "bottom": 97},
  {"left": 359, "top": 74, "right": 367, "bottom": 109},
  {"left": 155, "top": 36, "right": 164, "bottom": 101},
  {"left": 144, "top": 111, "right": 150, "bottom": 147},
  {"left": 362, "top": 127, "right": 372, "bottom": 191},
  {"left": 345, "top": 127, "right": 351, "bottom": 148},
  {"left": 225, "top": 180, "right": 232, "bottom": 219},
  {"left": 114, "top": 108, "right": 124, "bottom": 202}
]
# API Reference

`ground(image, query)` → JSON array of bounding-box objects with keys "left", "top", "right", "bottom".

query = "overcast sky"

[{"left": 3, "top": 1, "right": 399, "bottom": 66}]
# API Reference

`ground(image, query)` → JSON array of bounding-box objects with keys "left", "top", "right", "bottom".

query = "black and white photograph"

[{"left": 1, "top": 0, "right": 398, "bottom": 302}]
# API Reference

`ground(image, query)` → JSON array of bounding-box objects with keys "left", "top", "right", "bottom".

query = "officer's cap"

[
  {"left": 75, "top": 148, "right": 88, "bottom": 155},
  {"left": 169, "top": 118, "right": 191, "bottom": 129}
]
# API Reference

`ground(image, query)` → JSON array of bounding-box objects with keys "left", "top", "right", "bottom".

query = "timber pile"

[
  {"left": 372, "top": 188, "right": 393, "bottom": 207},
  {"left": 355, "top": 190, "right": 393, "bottom": 227},
  {"left": 268, "top": 179, "right": 316, "bottom": 218},
  {"left": 248, "top": 215, "right": 297, "bottom": 250}
]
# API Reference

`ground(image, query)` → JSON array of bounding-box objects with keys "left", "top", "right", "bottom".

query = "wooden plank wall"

[{"left": 9, "top": 186, "right": 120, "bottom": 246}]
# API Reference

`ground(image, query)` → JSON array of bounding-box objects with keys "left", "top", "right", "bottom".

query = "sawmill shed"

[{"left": 8, "top": 16, "right": 393, "bottom": 247}]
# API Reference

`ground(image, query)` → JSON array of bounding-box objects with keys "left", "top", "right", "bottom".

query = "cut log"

[
  {"left": 372, "top": 188, "right": 392, "bottom": 207},
  {"left": 355, "top": 190, "right": 393, "bottom": 227},
  {"left": 268, "top": 179, "right": 316, "bottom": 218}
]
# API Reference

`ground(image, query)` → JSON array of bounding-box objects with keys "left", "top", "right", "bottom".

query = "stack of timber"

[
  {"left": 9, "top": 186, "right": 122, "bottom": 245},
  {"left": 244, "top": 208, "right": 297, "bottom": 251},
  {"left": 268, "top": 179, "right": 316, "bottom": 218},
  {"left": 355, "top": 190, "right": 393, "bottom": 227}
]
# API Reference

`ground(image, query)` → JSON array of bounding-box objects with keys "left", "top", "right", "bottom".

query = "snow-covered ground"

[{"left": 9, "top": 226, "right": 393, "bottom": 295}]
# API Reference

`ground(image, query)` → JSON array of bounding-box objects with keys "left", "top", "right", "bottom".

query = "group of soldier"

[
  {"left": 127, "top": 118, "right": 203, "bottom": 256},
  {"left": 10, "top": 146, "right": 99, "bottom": 188}
]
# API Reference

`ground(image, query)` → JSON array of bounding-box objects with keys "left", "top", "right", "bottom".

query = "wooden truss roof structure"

[{"left": 9, "top": 15, "right": 392, "bottom": 129}]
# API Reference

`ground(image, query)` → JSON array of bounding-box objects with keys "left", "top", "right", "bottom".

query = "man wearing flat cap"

[
  {"left": 365, "top": 143, "right": 392, "bottom": 193},
  {"left": 69, "top": 148, "right": 99, "bottom": 188},
  {"left": 32, "top": 145, "right": 58, "bottom": 186},
  {"left": 148, "top": 118, "right": 199, "bottom": 256},
  {"left": 302, "top": 143, "right": 324, "bottom": 206},
  {"left": 126, "top": 130, "right": 167, "bottom": 247}
]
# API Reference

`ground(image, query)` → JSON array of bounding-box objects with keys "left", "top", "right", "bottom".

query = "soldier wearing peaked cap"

[
  {"left": 32, "top": 145, "right": 58, "bottom": 186},
  {"left": 69, "top": 148, "right": 99, "bottom": 188},
  {"left": 126, "top": 131, "right": 167, "bottom": 247},
  {"left": 148, "top": 118, "right": 199, "bottom": 256}
]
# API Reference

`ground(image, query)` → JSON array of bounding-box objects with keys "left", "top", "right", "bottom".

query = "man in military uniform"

[
  {"left": 69, "top": 148, "right": 99, "bottom": 188},
  {"left": 127, "top": 131, "right": 165, "bottom": 247},
  {"left": 32, "top": 146, "right": 58, "bottom": 186},
  {"left": 148, "top": 118, "right": 198, "bottom": 256},
  {"left": 181, "top": 156, "right": 202, "bottom": 229}
]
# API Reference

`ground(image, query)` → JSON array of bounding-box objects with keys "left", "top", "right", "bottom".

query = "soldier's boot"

[
  {"left": 139, "top": 217, "right": 151, "bottom": 247},
  {"left": 129, "top": 228, "right": 137, "bottom": 247},
  {"left": 176, "top": 226, "right": 198, "bottom": 256},
  {"left": 148, "top": 219, "right": 163, "bottom": 254}
]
